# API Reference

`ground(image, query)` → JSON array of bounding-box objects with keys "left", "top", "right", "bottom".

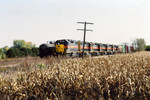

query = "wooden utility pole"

[{"left": 77, "top": 22, "right": 94, "bottom": 58}]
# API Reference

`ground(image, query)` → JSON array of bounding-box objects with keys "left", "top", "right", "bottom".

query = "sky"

[{"left": 0, "top": 0, "right": 150, "bottom": 47}]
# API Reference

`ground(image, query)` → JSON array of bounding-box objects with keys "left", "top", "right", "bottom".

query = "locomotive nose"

[{"left": 56, "top": 44, "right": 65, "bottom": 53}]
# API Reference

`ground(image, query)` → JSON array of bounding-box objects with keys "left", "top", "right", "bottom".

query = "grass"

[{"left": 0, "top": 52, "right": 150, "bottom": 99}]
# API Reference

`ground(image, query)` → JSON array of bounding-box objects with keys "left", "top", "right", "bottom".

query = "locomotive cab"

[
  {"left": 55, "top": 39, "right": 80, "bottom": 57},
  {"left": 55, "top": 40, "right": 68, "bottom": 55}
]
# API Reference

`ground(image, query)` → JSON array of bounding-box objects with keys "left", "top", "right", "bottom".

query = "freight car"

[
  {"left": 39, "top": 39, "right": 134, "bottom": 58},
  {"left": 117, "top": 44, "right": 133, "bottom": 53}
]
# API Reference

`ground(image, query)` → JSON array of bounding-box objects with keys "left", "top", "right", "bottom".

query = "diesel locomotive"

[{"left": 39, "top": 39, "right": 134, "bottom": 58}]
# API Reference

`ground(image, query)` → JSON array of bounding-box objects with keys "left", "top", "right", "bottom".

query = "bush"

[
  {"left": 14, "top": 48, "right": 21, "bottom": 57},
  {"left": 20, "top": 47, "right": 29, "bottom": 57},
  {"left": 5, "top": 47, "right": 39, "bottom": 58},
  {"left": 20, "top": 51, "right": 25, "bottom": 57},
  {"left": 6, "top": 48, "right": 22, "bottom": 58},
  {"left": 2, "top": 53, "right": 6, "bottom": 59},
  {"left": 0, "top": 54, "right": 2, "bottom": 59},
  {"left": 26, "top": 48, "right": 32, "bottom": 56},
  {"left": 32, "top": 48, "right": 39, "bottom": 56},
  {"left": 6, "top": 48, "right": 16, "bottom": 58},
  {"left": 145, "top": 45, "right": 150, "bottom": 51},
  {"left": 3, "top": 46, "right": 9, "bottom": 54},
  {"left": 0, "top": 49, "right": 3, "bottom": 54}
]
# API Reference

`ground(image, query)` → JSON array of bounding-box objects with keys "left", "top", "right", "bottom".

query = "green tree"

[
  {"left": 20, "top": 51, "right": 25, "bottom": 57},
  {"left": 31, "top": 48, "right": 39, "bottom": 56},
  {"left": 145, "top": 45, "right": 150, "bottom": 51},
  {"left": 0, "top": 54, "right": 2, "bottom": 59},
  {"left": 13, "top": 40, "right": 26, "bottom": 49},
  {"left": 14, "top": 48, "right": 21, "bottom": 57},
  {"left": 20, "top": 47, "right": 29, "bottom": 57},
  {"left": 0, "top": 48, "right": 3, "bottom": 59},
  {"left": 0, "top": 48, "right": 3, "bottom": 54},
  {"left": 0, "top": 48, "right": 4, "bottom": 59},
  {"left": 13, "top": 40, "right": 36, "bottom": 49},
  {"left": 6, "top": 48, "right": 16, "bottom": 58},
  {"left": 26, "top": 48, "right": 32, "bottom": 56},
  {"left": 2, "top": 53, "right": 6, "bottom": 59},
  {"left": 3, "top": 46, "right": 9, "bottom": 54},
  {"left": 132, "top": 38, "right": 146, "bottom": 51},
  {"left": 25, "top": 42, "right": 36, "bottom": 49}
]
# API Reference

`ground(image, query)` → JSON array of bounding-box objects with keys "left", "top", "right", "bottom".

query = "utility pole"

[{"left": 77, "top": 22, "right": 94, "bottom": 58}]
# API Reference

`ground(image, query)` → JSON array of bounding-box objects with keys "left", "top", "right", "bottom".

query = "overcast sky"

[{"left": 0, "top": 0, "right": 150, "bottom": 47}]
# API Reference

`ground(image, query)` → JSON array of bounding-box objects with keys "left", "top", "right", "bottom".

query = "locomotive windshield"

[{"left": 55, "top": 40, "right": 68, "bottom": 46}]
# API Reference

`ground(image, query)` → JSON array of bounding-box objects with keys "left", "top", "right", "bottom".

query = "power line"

[{"left": 77, "top": 22, "right": 94, "bottom": 58}]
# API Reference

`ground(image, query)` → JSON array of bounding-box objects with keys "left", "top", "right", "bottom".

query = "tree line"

[{"left": 0, "top": 40, "right": 39, "bottom": 59}]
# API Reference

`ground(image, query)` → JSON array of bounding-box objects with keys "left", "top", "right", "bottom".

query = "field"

[{"left": 0, "top": 52, "right": 150, "bottom": 99}]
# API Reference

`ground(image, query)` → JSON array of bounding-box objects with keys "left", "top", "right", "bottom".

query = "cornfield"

[{"left": 0, "top": 52, "right": 150, "bottom": 99}]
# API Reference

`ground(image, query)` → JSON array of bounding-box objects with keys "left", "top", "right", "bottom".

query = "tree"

[
  {"left": 132, "top": 38, "right": 146, "bottom": 51},
  {"left": 14, "top": 48, "right": 21, "bottom": 57},
  {"left": 25, "top": 42, "right": 36, "bottom": 49},
  {"left": 13, "top": 40, "right": 36, "bottom": 49},
  {"left": 0, "top": 48, "right": 3, "bottom": 54},
  {"left": 0, "top": 48, "right": 3, "bottom": 59},
  {"left": 31, "top": 48, "right": 39, "bottom": 56},
  {"left": 6, "top": 48, "right": 16, "bottom": 58},
  {"left": 0, "top": 48, "right": 7, "bottom": 59},
  {"left": 2, "top": 53, "right": 6, "bottom": 59},
  {"left": 26, "top": 48, "right": 32, "bottom": 56},
  {"left": 145, "top": 45, "right": 150, "bottom": 51},
  {"left": 3, "top": 46, "right": 9, "bottom": 54},
  {"left": 13, "top": 40, "right": 26, "bottom": 49},
  {"left": 20, "top": 51, "right": 25, "bottom": 57},
  {"left": 20, "top": 47, "right": 28, "bottom": 57}
]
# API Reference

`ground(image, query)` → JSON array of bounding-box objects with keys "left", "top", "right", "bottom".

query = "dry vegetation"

[{"left": 0, "top": 52, "right": 150, "bottom": 100}]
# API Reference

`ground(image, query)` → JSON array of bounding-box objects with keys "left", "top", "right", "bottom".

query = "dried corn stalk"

[{"left": 0, "top": 52, "right": 150, "bottom": 99}]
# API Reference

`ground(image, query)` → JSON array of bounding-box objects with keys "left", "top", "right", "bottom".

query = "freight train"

[{"left": 39, "top": 39, "right": 134, "bottom": 58}]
